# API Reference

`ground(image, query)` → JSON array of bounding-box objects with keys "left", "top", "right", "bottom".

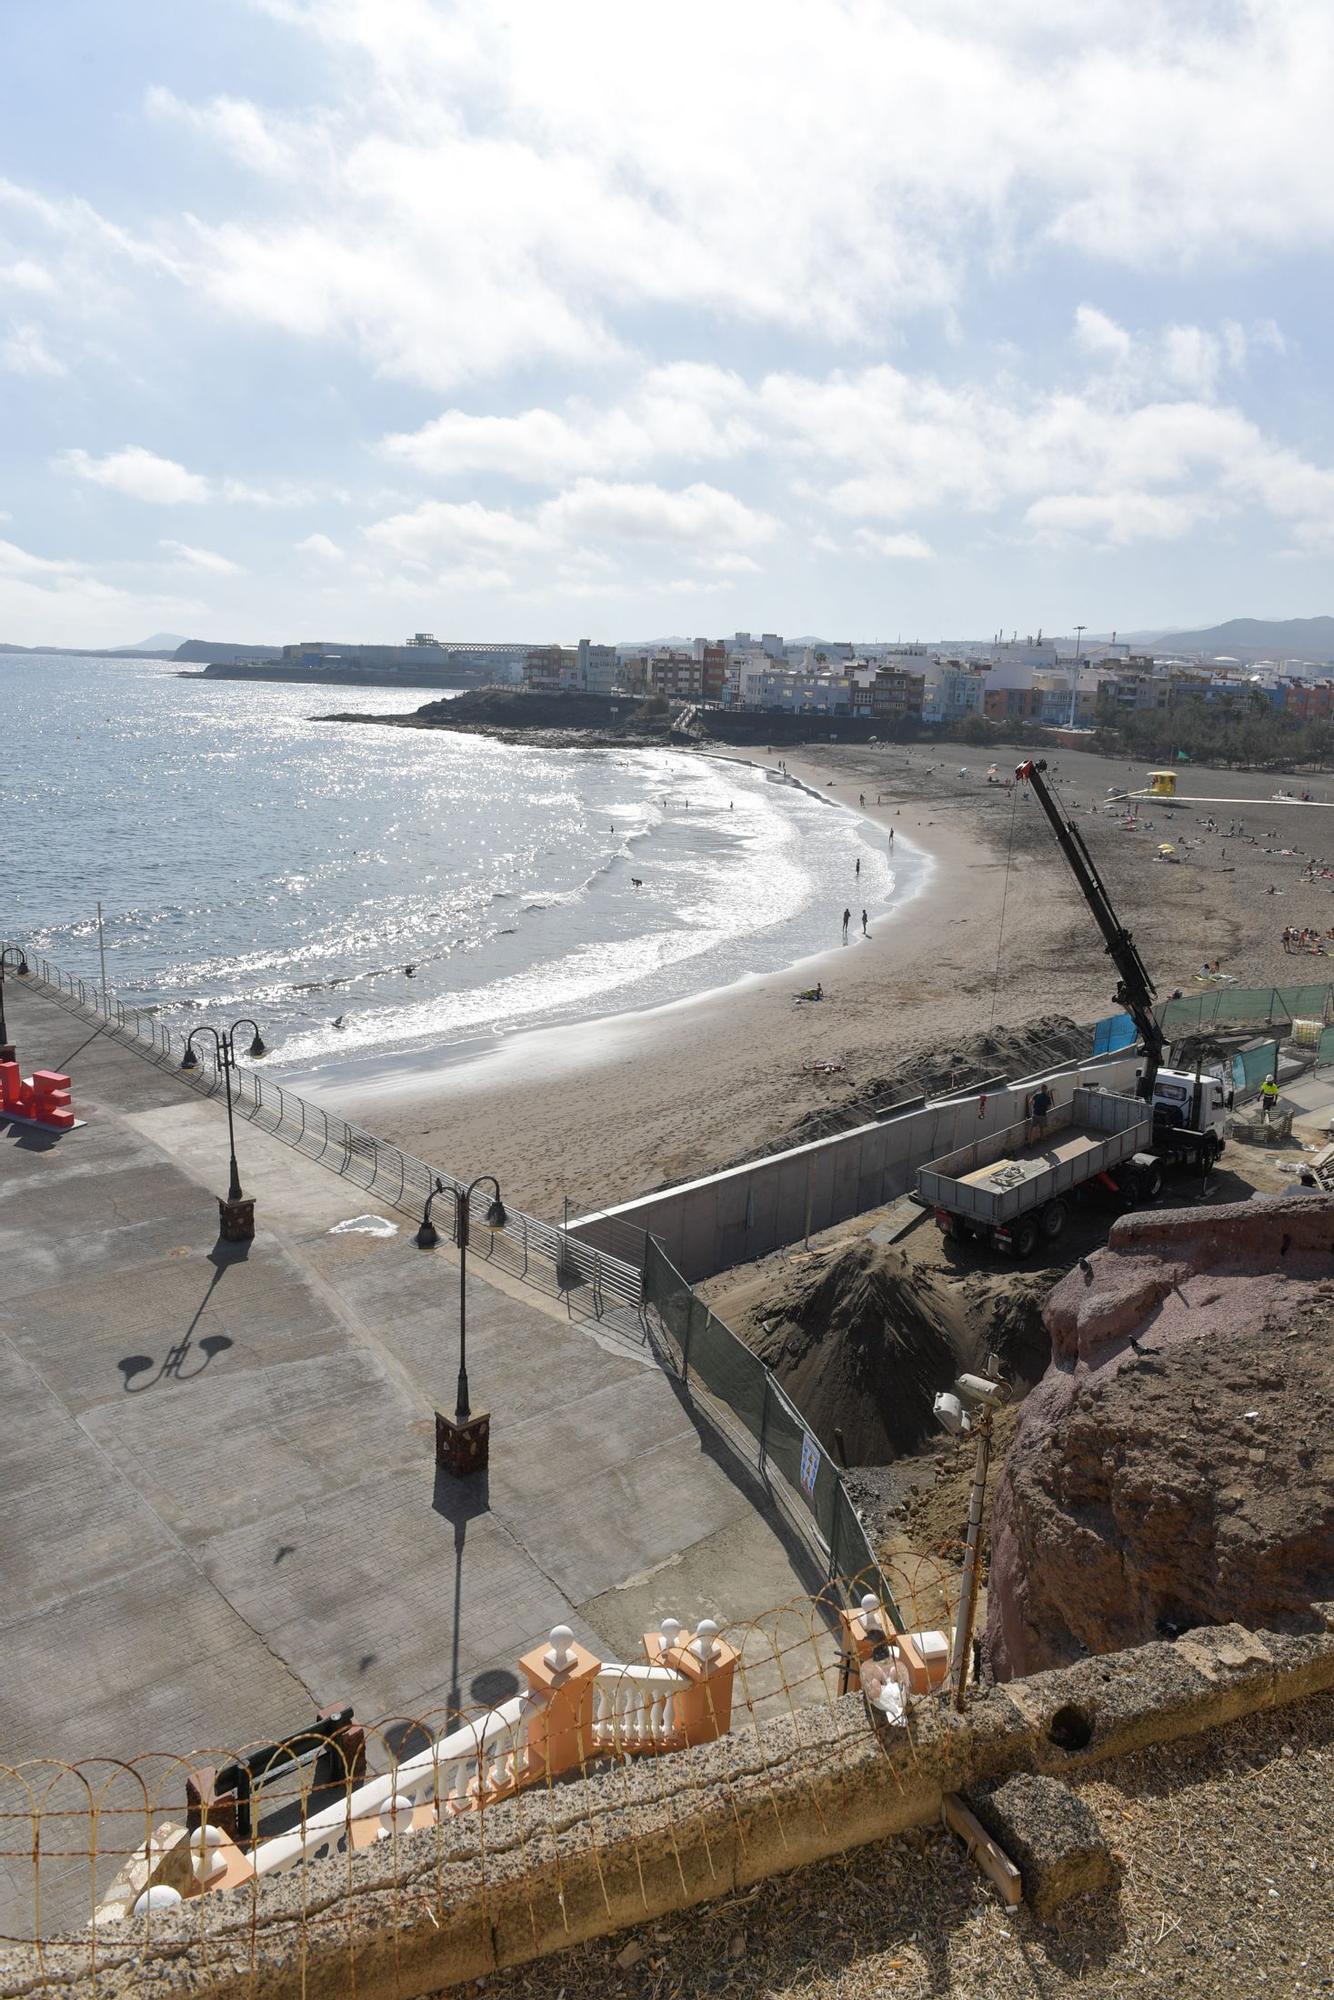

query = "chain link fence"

[
  {"left": 1157, "top": 980, "right": 1334, "bottom": 1035},
  {"left": 643, "top": 1238, "right": 899, "bottom": 1622}
]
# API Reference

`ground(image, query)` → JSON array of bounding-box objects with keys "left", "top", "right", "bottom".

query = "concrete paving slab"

[
  {"left": 0, "top": 978, "right": 825, "bottom": 1935},
  {"left": 81, "top": 1347, "right": 424, "bottom": 1543},
  {"left": 198, "top": 1468, "right": 571, "bottom": 1722},
  {"left": 0, "top": 1158, "right": 205, "bottom": 1303},
  {"left": 0, "top": 1243, "right": 342, "bottom": 1410}
]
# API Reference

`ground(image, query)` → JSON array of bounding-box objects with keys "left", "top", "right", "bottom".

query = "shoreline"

[
  {"left": 310, "top": 743, "right": 996, "bottom": 1218},
  {"left": 286, "top": 752, "right": 933, "bottom": 1105},
  {"left": 288, "top": 821, "right": 934, "bottom": 1106}
]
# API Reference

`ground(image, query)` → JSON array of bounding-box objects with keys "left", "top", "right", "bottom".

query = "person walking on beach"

[
  {"left": 888, "top": 828, "right": 893, "bottom": 848},
  {"left": 855, "top": 856, "right": 861, "bottom": 879},
  {"left": 842, "top": 906, "right": 851, "bottom": 942},
  {"left": 861, "top": 908, "right": 868, "bottom": 935}
]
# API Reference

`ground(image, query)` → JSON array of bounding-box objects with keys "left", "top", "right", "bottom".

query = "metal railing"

[
  {"left": 642, "top": 1236, "right": 900, "bottom": 1624},
  {"left": 10, "top": 948, "right": 644, "bottom": 1327}
]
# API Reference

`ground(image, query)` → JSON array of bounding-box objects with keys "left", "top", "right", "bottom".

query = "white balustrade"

[
  {"left": 247, "top": 1695, "right": 535, "bottom": 1881},
  {"left": 591, "top": 1665, "right": 687, "bottom": 1754}
]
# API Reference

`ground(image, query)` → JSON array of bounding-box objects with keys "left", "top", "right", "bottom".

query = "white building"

[
  {"left": 921, "top": 663, "right": 986, "bottom": 723},
  {"left": 577, "top": 639, "right": 617, "bottom": 693}
]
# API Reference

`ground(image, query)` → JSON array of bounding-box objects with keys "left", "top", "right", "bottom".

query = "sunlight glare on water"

[{"left": 6, "top": 654, "right": 918, "bottom": 1070}]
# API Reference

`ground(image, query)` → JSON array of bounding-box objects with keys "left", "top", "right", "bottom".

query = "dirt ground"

[{"left": 454, "top": 1685, "right": 1334, "bottom": 2000}]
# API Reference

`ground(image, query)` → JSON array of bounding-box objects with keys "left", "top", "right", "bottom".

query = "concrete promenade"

[{"left": 0, "top": 980, "right": 824, "bottom": 1935}]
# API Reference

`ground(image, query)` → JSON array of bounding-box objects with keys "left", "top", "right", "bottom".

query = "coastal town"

[{"left": 198, "top": 622, "right": 1334, "bottom": 734}]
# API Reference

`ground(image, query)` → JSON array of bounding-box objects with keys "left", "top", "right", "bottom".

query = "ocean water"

[{"left": 5, "top": 653, "right": 919, "bottom": 1073}]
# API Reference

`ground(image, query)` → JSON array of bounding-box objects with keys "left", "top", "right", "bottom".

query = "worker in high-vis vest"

[{"left": 1260, "top": 1074, "right": 1280, "bottom": 1121}]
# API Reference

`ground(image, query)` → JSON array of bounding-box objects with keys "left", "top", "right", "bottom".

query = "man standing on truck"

[
  {"left": 1028, "top": 1081, "right": 1055, "bottom": 1146},
  {"left": 1260, "top": 1073, "right": 1280, "bottom": 1122}
]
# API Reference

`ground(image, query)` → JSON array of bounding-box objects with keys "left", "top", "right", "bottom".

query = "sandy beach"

[{"left": 316, "top": 739, "right": 1334, "bottom": 1219}]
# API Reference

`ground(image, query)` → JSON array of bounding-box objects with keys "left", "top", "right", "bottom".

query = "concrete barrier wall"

[{"left": 572, "top": 1054, "right": 1143, "bottom": 1282}]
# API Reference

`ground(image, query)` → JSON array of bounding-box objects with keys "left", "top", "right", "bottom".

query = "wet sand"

[{"left": 317, "top": 741, "right": 1334, "bottom": 1218}]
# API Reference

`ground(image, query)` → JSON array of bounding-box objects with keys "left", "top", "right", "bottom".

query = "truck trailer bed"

[
  {"left": 957, "top": 1130, "right": 1107, "bottom": 1191},
  {"left": 918, "top": 1086, "right": 1151, "bottom": 1229}
]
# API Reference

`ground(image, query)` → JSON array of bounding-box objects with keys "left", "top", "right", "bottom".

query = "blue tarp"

[{"left": 1093, "top": 1012, "right": 1138, "bottom": 1055}]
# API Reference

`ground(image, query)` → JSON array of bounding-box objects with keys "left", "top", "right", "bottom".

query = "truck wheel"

[
  {"left": 1040, "top": 1200, "right": 1068, "bottom": 1240},
  {"left": 1012, "top": 1218, "right": 1039, "bottom": 1259},
  {"left": 1200, "top": 1134, "right": 1221, "bottom": 1171},
  {"left": 1140, "top": 1162, "right": 1164, "bottom": 1200}
]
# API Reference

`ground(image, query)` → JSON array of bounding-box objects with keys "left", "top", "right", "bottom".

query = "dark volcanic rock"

[{"left": 986, "top": 1194, "right": 1334, "bottom": 1680}]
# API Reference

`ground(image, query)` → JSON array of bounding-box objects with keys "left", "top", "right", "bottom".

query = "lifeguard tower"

[{"left": 1145, "top": 770, "right": 1184, "bottom": 803}]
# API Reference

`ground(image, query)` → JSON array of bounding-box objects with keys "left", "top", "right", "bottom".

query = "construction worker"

[{"left": 1260, "top": 1073, "right": 1280, "bottom": 1122}]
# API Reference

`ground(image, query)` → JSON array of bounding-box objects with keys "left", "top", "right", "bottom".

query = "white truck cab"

[{"left": 1145, "top": 1066, "right": 1231, "bottom": 1163}]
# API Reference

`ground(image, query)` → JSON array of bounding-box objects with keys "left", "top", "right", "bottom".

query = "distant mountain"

[
  {"left": 120, "top": 631, "right": 189, "bottom": 652},
  {"left": 1147, "top": 616, "right": 1334, "bottom": 660}
]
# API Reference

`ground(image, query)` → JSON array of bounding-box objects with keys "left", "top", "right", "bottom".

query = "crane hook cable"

[{"left": 988, "top": 781, "right": 1021, "bottom": 1032}]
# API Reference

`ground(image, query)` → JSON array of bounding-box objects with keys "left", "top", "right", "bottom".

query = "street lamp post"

[
  {"left": 180, "top": 1017, "right": 267, "bottom": 1240},
  {"left": 0, "top": 945, "right": 30, "bottom": 1063},
  {"left": 422, "top": 1174, "right": 507, "bottom": 1479}
]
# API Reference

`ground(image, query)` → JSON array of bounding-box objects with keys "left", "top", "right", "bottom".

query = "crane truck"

[{"left": 916, "top": 757, "right": 1230, "bottom": 1257}]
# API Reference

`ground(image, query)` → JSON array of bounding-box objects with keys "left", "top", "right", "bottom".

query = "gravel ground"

[{"left": 454, "top": 1687, "right": 1334, "bottom": 2000}]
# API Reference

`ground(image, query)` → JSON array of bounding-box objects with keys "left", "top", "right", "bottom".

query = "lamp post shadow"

[{"left": 431, "top": 1467, "right": 491, "bottom": 1722}]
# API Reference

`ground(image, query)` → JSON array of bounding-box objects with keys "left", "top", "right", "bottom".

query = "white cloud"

[
  {"left": 1161, "top": 324, "right": 1221, "bottom": 399},
  {"left": 1024, "top": 491, "right": 1215, "bottom": 547},
  {"left": 0, "top": 536, "right": 80, "bottom": 579},
  {"left": 160, "top": 538, "right": 244, "bottom": 575},
  {"left": 1073, "top": 305, "right": 1132, "bottom": 363},
  {"left": 296, "top": 531, "right": 341, "bottom": 560},
  {"left": 1, "top": 322, "right": 65, "bottom": 377},
  {"left": 364, "top": 499, "right": 549, "bottom": 564},
  {"left": 379, "top": 366, "right": 758, "bottom": 483},
  {"left": 0, "top": 258, "right": 56, "bottom": 295},
  {"left": 537, "top": 479, "right": 776, "bottom": 549},
  {"left": 853, "top": 529, "right": 935, "bottom": 561},
  {"left": 55, "top": 447, "right": 338, "bottom": 512},
  {"left": 58, "top": 446, "right": 209, "bottom": 505},
  {"left": 0, "top": 534, "right": 207, "bottom": 647},
  {"left": 220, "top": 476, "right": 333, "bottom": 508},
  {"left": 111, "top": 0, "right": 1334, "bottom": 394}
]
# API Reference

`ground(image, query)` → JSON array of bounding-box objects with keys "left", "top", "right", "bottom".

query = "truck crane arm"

[{"left": 1016, "top": 758, "right": 1166, "bottom": 1094}]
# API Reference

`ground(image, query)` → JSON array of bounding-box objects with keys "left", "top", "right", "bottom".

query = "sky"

[{"left": 2, "top": 0, "right": 1334, "bottom": 648}]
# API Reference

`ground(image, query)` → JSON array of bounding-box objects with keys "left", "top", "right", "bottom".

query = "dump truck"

[{"left": 917, "top": 1085, "right": 1160, "bottom": 1257}]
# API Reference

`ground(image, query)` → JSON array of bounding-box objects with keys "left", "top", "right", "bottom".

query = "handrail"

[{"left": 10, "top": 947, "right": 645, "bottom": 1323}]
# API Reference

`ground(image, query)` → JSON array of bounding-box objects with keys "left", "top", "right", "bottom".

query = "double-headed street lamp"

[
  {"left": 419, "top": 1173, "right": 507, "bottom": 1478},
  {"left": 180, "top": 1018, "right": 267, "bottom": 1236},
  {"left": 0, "top": 946, "right": 30, "bottom": 1061}
]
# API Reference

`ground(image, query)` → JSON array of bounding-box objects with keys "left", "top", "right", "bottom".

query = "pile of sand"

[
  {"left": 747, "top": 1237, "right": 987, "bottom": 1464},
  {"left": 724, "top": 1013, "right": 1092, "bottom": 1169}
]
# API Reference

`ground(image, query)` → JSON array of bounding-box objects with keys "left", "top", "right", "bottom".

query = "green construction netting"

[
  {"left": 1319, "top": 1025, "right": 1334, "bottom": 1067},
  {"left": 643, "top": 1236, "right": 895, "bottom": 1614},
  {"left": 1233, "top": 1043, "right": 1281, "bottom": 1092},
  {"left": 1272, "top": 984, "right": 1331, "bottom": 1022},
  {"left": 1160, "top": 983, "right": 1333, "bottom": 1034}
]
